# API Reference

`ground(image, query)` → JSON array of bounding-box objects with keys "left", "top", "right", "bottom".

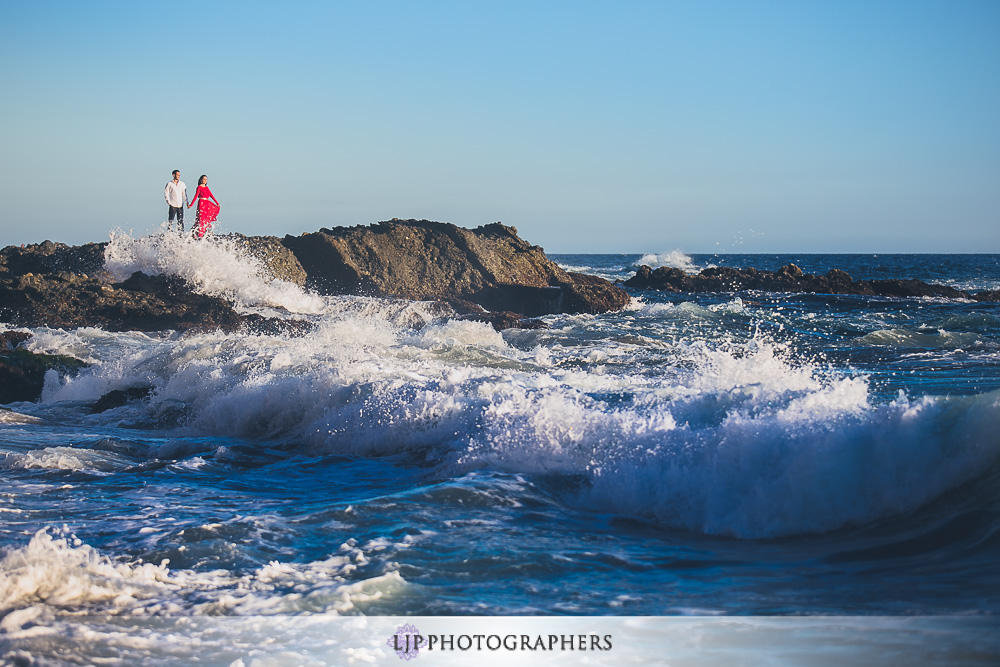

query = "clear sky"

[{"left": 1, "top": 1, "right": 998, "bottom": 253}]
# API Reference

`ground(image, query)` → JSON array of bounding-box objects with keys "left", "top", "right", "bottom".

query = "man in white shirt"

[{"left": 164, "top": 170, "right": 187, "bottom": 233}]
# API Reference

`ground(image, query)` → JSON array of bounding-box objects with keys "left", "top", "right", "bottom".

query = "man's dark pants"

[{"left": 168, "top": 206, "right": 184, "bottom": 232}]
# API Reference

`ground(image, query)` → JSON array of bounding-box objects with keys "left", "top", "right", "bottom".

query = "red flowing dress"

[{"left": 190, "top": 185, "right": 220, "bottom": 238}]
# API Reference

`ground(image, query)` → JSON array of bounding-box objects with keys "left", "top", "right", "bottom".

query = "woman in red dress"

[{"left": 187, "top": 174, "right": 220, "bottom": 239}]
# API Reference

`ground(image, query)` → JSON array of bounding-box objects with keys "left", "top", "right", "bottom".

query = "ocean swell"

[{"left": 34, "top": 299, "right": 1000, "bottom": 539}]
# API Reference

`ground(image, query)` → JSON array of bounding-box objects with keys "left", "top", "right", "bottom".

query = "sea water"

[{"left": 1, "top": 233, "right": 998, "bottom": 662}]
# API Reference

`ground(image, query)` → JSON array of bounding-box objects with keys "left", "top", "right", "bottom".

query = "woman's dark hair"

[{"left": 198, "top": 175, "right": 207, "bottom": 186}]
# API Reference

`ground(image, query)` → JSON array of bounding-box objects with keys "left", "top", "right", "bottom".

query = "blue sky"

[{"left": 1, "top": 1, "right": 998, "bottom": 253}]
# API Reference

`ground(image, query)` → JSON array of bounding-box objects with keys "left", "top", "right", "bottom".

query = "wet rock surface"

[
  {"left": 624, "top": 263, "right": 995, "bottom": 301},
  {"left": 0, "top": 269, "right": 300, "bottom": 333},
  {"left": 456, "top": 311, "right": 548, "bottom": 330},
  {"left": 0, "top": 223, "right": 629, "bottom": 336},
  {"left": 9, "top": 224, "right": 991, "bottom": 344},
  {"left": 0, "top": 331, "right": 89, "bottom": 403},
  {"left": 222, "top": 233, "right": 307, "bottom": 286},
  {"left": 0, "top": 239, "right": 312, "bottom": 334},
  {"left": 91, "top": 386, "right": 153, "bottom": 413},
  {"left": 0, "top": 241, "right": 110, "bottom": 281},
  {"left": 280, "top": 219, "right": 629, "bottom": 316}
]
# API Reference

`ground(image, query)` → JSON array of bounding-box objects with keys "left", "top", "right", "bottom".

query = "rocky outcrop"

[
  {"left": 625, "top": 264, "right": 993, "bottom": 301},
  {"left": 222, "top": 233, "right": 307, "bottom": 286},
  {"left": 8, "top": 226, "right": 996, "bottom": 338},
  {"left": 0, "top": 223, "right": 629, "bottom": 335},
  {"left": 0, "top": 263, "right": 310, "bottom": 335},
  {"left": 0, "top": 331, "right": 88, "bottom": 403},
  {"left": 0, "top": 224, "right": 628, "bottom": 334},
  {"left": 561, "top": 272, "right": 633, "bottom": 313},
  {"left": 281, "top": 219, "right": 629, "bottom": 316},
  {"left": 972, "top": 290, "right": 1000, "bottom": 302},
  {"left": 0, "top": 241, "right": 110, "bottom": 281}
]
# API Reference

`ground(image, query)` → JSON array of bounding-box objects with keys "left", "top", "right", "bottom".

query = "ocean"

[{"left": 1, "top": 234, "right": 999, "bottom": 663}]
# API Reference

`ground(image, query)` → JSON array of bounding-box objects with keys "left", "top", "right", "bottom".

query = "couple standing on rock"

[{"left": 164, "top": 170, "right": 220, "bottom": 239}]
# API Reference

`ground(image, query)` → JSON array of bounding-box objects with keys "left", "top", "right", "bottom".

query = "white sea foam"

[
  {"left": 0, "top": 526, "right": 406, "bottom": 629},
  {"left": 859, "top": 328, "right": 984, "bottom": 350},
  {"left": 0, "top": 527, "right": 177, "bottom": 623},
  {"left": 1, "top": 447, "right": 132, "bottom": 473},
  {"left": 32, "top": 304, "right": 1000, "bottom": 539},
  {"left": 16, "top": 234, "right": 1000, "bottom": 540},
  {"left": 104, "top": 227, "right": 324, "bottom": 314},
  {"left": 585, "top": 389, "right": 1000, "bottom": 538},
  {"left": 554, "top": 263, "right": 593, "bottom": 273},
  {"left": 636, "top": 250, "right": 701, "bottom": 274},
  {"left": 0, "top": 410, "right": 43, "bottom": 425}
]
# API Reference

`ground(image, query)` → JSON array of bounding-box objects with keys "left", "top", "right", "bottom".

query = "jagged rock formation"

[
  {"left": 280, "top": 219, "right": 630, "bottom": 316},
  {"left": 0, "top": 240, "right": 110, "bottom": 281},
  {"left": 0, "top": 222, "right": 629, "bottom": 335},
  {"left": 19, "top": 221, "right": 992, "bottom": 342},
  {"left": 222, "top": 233, "right": 307, "bottom": 286},
  {"left": 0, "top": 239, "right": 311, "bottom": 335},
  {"left": 0, "top": 330, "right": 89, "bottom": 403},
  {"left": 0, "top": 268, "right": 307, "bottom": 335},
  {"left": 625, "top": 263, "right": 997, "bottom": 301}
]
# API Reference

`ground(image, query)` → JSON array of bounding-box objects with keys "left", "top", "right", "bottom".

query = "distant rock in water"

[
  {"left": 624, "top": 263, "right": 992, "bottom": 301},
  {"left": 281, "top": 219, "right": 629, "bottom": 316},
  {"left": 973, "top": 290, "right": 1000, "bottom": 302}
]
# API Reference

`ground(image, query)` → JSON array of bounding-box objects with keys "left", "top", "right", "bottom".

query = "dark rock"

[
  {"left": 0, "top": 270, "right": 292, "bottom": 334},
  {"left": 120, "top": 271, "right": 186, "bottom": 295},
  {"left": 281, "top": 219, "right": 628, "bottom": 316},
  {"left": 561, "top": 272, "right": 632, "bottom": 314},
  {"left": 91, "top": 386, "right": 152, "bottom": 413},
  {"left": 624, "top": 265, "right": 692, "bottom": 292},
  {"left": 778, "top": 263, "right": 804, "bottom": 279},
  {"left": 972, "top": 290, "right": 1000, "bottom": 302},
  {"left": 0, "top": 333, "right": 89, "bottom": 404},
  {"left": 0, "top": 222, "right": 629, "bottom": 332},
  {"left": 240, "top": 314, "right": 315, "bottom": 337},
  {"left": 825, "top": 269, "right": 855, "bottom": 290},
  {"left": 472, "top": 285, "right": 564, "bottom": 317},
  {"left": 458, "top": 311, "right": 548, "bottom": 331},
  {"left": 625, "top": 263, "right": 976, "bottom": 300},
  {"left": 0, "top": 241, "right": 110, "bottom": 281},
  {"left": 414, "top": 299, "right": 545, "bottom": 330},
  {"left": 0, "top": 330, "right": 31, "bottom": 352},
  {"left": 440, "top": 299, "right": 487, "bottom": 315},
  {"left": 222, "top": 234, "right": 307, "bottom": 285},
  {"left": 860, "top": 279, "right": 968, "bottom": 300}
]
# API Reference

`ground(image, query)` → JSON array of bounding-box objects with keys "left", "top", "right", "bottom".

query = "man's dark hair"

[{"left": 172, "top": 170, "right": 180, "bottom": 177}]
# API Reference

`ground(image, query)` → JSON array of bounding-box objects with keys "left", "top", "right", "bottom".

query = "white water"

[
  {"left": 25, "top": 302, "right": 1000, "bottom": 539},
  {"left": 0, "top": 526, "right": 407, "bottom": 629},
  {"left": 636, "top": 250, "right": 703, "bottom": 274},
  {"left": 104, "top": 227, "right": 325, "bottom": 314},
  {"left": 8, "top": 232, "right": 1000, "bottom": 540}
]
